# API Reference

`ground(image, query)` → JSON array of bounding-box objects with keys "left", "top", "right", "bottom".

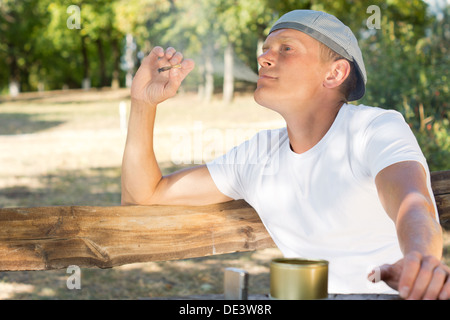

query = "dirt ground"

[{"left": 0, "top": 88, "right": 448, "bottom": 299}]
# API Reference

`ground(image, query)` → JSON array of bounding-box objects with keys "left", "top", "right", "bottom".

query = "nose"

[{"left": 257, "top": 49, "right": 275, "bottom": 68}]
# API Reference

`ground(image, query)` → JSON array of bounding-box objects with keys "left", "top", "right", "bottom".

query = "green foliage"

[
  {"left": 359, "top": 5, "right": 449, "bottom": 170},
  {"left": 0, "top": 0, "right": 448, "bottom": 169},
  {"left": 0, "top": 0, "right": 127, "bottom": 90},
  {"left": 415, "top": 118, "right": 450, "bottom": 171}
]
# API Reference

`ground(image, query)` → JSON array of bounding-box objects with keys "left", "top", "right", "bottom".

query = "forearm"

[
  {"left": 121, "top": 99, "right": 162, "bottom": 205},
  {"left": 121, "top": 46, "right": 195, "bottom": 205},
  {"left": 396, "top": 193, "right": 443, "bottom": 259}
]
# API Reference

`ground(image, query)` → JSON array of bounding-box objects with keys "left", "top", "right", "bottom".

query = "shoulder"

[
  {"left": 343, "top": 103, "right": 405, "bottom": 125},
  {"left": 344, "top": 104, "right": 425, "bottom": 178},
  {"left": 340, "top": 103, "right": 408, "bottom": 136}
]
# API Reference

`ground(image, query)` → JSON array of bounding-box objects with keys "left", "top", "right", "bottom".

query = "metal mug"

[{"left": 270, "top": 258, "right": 328, "bottom": 300}]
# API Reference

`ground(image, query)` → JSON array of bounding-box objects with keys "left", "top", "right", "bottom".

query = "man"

[{"left": 121, "top": 10, "right": 449, "bottom": 299}]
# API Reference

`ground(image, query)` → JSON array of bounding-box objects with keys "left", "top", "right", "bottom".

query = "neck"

[{"left": 282, "top": 100, "right": 344, "bottom": 154}]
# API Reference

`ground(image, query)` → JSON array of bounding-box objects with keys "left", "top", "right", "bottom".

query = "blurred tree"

[
  {"left": 359, "top": 4, "right": 449, "bottom": 170},
  {"left": 152, "top": 0, "right": 222, "bottom": 102},
  {"left": 114, "top": 0, "right": 172, "bottom": 88},
  {"left": 0, "top": 0, "right": 447, "bottom": 169},
  {"left": 66, "top": 0, "right": 124, "bottom": 89},
  {"left": 0, "top": 0, "right": 50, "bottom": 95},
  {"left": 0, "top": 0, "right": 127, "bottom": 92}
]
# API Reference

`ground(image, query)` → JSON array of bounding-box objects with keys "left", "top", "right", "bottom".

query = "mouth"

[{"left": 258, "top": 74, "right": 278, "bottom": 81}]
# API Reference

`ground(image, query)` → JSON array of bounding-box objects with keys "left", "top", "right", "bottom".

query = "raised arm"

[
  {"left": 121, "top": 46, "right": 232, "bottom": 206},
  {"left": 373, "top": 160, "right": 449, "bottom": 300}
]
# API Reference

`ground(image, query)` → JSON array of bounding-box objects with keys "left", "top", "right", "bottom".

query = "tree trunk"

[
  {"left": 80, "top": 35, "right": 90, "bottom": 90},
  {"left": 223, "top": 41, "right": 234, "bottom": 104},
  {"left": 7, "top": 43, "right": 20, "bottom": 96},
  {"left": 111, "top": 38, "right": 120, "bottom": 89},
  {"left": 204, "top": 45, "right": 214, "bottom": 103},
  {"left": 124, "top": 34, "right": 136, "bottom": 88},
  {"left": 197, "top": 62, "right": 205, "bottom": 100},
  {"left": 96, "top": 38, "right": 107, "bottom": 87}
]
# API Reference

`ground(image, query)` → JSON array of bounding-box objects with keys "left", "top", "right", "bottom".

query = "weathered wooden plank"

[
  {"left": 0, "top": 170, "right": 449, "bottom": 271},
  {"left": 0, "top": 200, "right": 275, "bottom": 271},
  {"left": 431, "top": 171, "right": 450, "bottom": 196},
  {"left": 435, "top": 194, "right": 450, "bottom": 229},
  {"left": 430, "top": 171, "right": 450, "bottom": 229}
]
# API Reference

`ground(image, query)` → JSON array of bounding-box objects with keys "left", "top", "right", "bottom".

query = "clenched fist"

[{"left": 130, "top": 46, "right": 195, "bottom": 107}]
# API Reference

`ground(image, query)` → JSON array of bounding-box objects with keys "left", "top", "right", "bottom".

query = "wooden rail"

[
  {"left": 0, "top": 200, "right": 274, "bottom": 271},
  {"left": 432, "top": 170, "right": 450, "bottom": 228},
  {"left": 0, "top": 171, "right": 448, "bottom": 272}
]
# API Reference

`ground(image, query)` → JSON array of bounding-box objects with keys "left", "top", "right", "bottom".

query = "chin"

[
  {"left": 254, "top": 91, "right": 267, "bottom": 109},
  {"left": 254, "top": 87, "right": 278, "bottom": 111},
  {"left": 254, "top": 89, "right": 298, "bottom": 120}
]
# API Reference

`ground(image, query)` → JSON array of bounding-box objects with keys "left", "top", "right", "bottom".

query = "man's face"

[{"left": 254, "top": 29, "right": 328, "bottom": 114}]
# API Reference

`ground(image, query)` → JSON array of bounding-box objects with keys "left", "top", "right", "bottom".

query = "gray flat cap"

[{"left": 270, "top": 10, "right": 367, "bottom": 101}]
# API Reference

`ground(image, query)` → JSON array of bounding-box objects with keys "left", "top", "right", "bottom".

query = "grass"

[
  {"left": 0, "top": 88, "right": 448, "bottom": 299},
  {"left": 0, "top": 88, "right": 284, "bottom": 299}
]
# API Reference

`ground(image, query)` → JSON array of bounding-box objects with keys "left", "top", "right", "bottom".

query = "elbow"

[
  {"left": 120, "top": 176, "right": 156, "bottom": 206},
  {"left": 121, "top": 196, "right": 153, "bottom": 206},
  {"left": 120, "top": 193, "right": 136, "bottom": 206},
  {"left": 120, "top": 174, "right": 164, "bottom": 206},
  {"left": 121, "top": 196, "right": 135, "bottom": 206},
  {"left": 121, "top": 188, "right": 155, "bottom": 206}
]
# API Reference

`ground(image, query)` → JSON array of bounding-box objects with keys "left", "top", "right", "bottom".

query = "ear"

[{"left": 323, "top": 59, "right": 351, "bottom": 89}]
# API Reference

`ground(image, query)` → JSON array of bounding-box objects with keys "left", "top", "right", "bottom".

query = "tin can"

[{"left": 270, "top": 258, "right": 328, "bottom": 300}]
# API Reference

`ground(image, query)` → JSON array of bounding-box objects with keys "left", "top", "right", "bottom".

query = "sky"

[{"left": 425, "top": 0, "right": 449, "bottom": 19}]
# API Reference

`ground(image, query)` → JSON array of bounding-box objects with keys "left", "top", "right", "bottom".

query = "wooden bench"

[{"left": 0, "top": 170, "right": 449, "bottom": 271}]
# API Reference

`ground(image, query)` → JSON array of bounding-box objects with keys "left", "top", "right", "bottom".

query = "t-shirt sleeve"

[
  {"left": 362, "top": 110, "right": 428, "bottom": 179},
  {"left": 206, "top": 129, "right": 277, "bottom": 201},
  {"left": 206, "top": 142, "right": 249, "bottom": 201},
  {"left": 361, "top": 109, "right": 439, "bottom": 222}
]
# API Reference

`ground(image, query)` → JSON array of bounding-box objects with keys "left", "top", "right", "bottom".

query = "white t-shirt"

[{"left": 207, "top": 103, "right": 438, "bottom": 294}]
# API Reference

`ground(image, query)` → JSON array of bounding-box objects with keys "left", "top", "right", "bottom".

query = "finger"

[
  {"left": 176, "top": 59, "right": 195, "bottom": 76},
  {"left": 367, "top": 268, "right": 378, "bottom": 283},
  {"left": 422, "top": 266, "right": 447, "bottom": 300},
  {"left": 407, "top": 255, "right": 440, "bottom": 299},
  {"left": 163, "top": 59, "right": 195, "bottom": 96},
  {"left": 133, "top": 47, "right": 165, "bottom": 86},
  {"left": 156, "top": 49, "right": 181, "bottom": 79},
  {"left": 372, "top": 263, "right": 401, "bottom": 291},
  {"left": 169, "top": 51, "right": 184, "bottom": 65},
  {"left": 398, "top": 252, "right": 422, "bottom": 299},
  {"left": 377, "top": 264, "right": 392, "bottom": 283},
  {"left": 439, "top": 280, "right": 450, "bottom": 300},
  {"left": 168, "top": 59, "right": 195, "bottom": 83},
  {"left": 439, "top": 266, "right": 450, "bottom": 300},
  {"left": 165, "top": 47, "right": 177, "bottom": 60},
  {"left": 143, "top": 46, "right": 164, "bottom": 67},
  {"left": 181, "top": 58, "right": 195, "bottom": 70}
]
